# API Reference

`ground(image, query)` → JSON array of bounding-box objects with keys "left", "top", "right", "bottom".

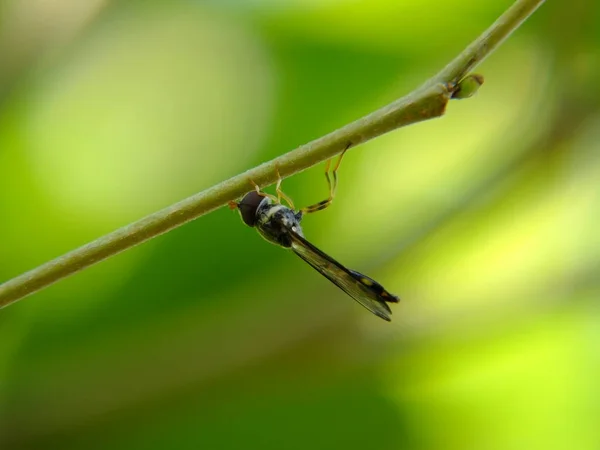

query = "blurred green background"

[{"left": 1, "top": 0, "right": 599, "bottom": 449}]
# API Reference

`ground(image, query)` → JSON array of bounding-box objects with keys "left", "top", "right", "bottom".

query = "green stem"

[{"left": 0, "top": 0, "right": 546, "bottom": 309}]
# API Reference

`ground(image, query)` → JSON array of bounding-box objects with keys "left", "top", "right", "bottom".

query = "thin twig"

[{"left": 0, "top": 0, "right": 546, "bottom": 309}]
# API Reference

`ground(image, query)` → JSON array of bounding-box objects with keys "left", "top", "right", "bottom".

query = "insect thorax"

[{"left": 255, "top": 202, "right": 303, "bottom": 248}]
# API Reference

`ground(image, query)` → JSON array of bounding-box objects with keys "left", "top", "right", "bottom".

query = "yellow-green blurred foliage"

[{"left": 1, "top": 1, "right": 598, "bottom": 449}]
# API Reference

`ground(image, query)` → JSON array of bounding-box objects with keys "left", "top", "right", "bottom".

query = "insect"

[{"left": 229, "top": 146, "right": 399, "bottom": 321}]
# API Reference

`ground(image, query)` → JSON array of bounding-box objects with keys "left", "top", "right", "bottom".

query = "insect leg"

[
  {"left": 248, "top": 178, "right": 279, "bottom": 204},
  {"left": 301, "top": 144, "right": 349, "bottom": 214},
  {"left": 275, "top": 165, "right": 295, "bottom": 209}
]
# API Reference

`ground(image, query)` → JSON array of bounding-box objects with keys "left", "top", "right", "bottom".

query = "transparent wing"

[{"left": 289, "top": 230, "right": 399, "bottom": 321}]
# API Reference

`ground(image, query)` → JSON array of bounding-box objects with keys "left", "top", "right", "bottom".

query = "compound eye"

[{"left": 237, "top": 191, "right": 264, "bottom": 227}]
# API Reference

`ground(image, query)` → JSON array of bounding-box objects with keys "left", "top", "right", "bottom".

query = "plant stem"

[{"left": 0, "top": 0, "right": 546, "bottom": 309}]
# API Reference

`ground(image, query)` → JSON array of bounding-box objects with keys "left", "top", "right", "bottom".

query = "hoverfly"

[{"left": 230, "top": 146, "right": 399, "bottom": 321}]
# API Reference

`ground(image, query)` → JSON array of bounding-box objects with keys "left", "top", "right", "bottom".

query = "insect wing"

[{"left": 289, "top": 231, "right": 396, "bottom": 321}]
